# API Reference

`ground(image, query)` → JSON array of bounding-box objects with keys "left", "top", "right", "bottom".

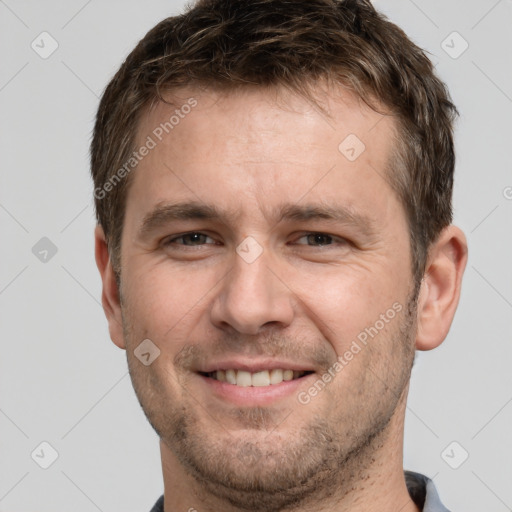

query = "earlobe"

[
  {"left": 415, "top": 225, "right": 468, "bottom": 351},
  {"left": 94, "top": 225, "right": 126, "bottom": 350}
]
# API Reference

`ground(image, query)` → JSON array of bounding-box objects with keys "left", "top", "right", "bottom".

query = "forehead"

[
  {"left": 126, "top": 84, "right": 400, "bottom": 227},
  {"left": 137, "top": 84, "right": 394, "bottom": 159}
]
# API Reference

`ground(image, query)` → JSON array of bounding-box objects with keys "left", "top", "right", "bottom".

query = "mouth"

[{"left": 199, "top": 369, "right": 314, "bottom": 387}]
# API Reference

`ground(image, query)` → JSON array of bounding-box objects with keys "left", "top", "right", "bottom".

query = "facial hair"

[{"left": 121, "top": 288, "right": 418, "bottom": 511}]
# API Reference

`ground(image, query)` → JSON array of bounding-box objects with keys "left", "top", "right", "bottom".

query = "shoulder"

[
  {"left": 405, "top": 470, "right": 451, "bottom": 512},
  {"left": 149, "top": 495, "right": 164, "bottom": 512}
]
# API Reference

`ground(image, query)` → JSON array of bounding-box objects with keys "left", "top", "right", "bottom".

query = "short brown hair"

[{"left": 91, "top": 0, "right": 458, "bottom": 285}]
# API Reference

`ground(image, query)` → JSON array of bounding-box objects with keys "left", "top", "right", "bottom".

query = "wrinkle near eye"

[{"left": 295, "top": 233, "right": 341, "bottom": 246}]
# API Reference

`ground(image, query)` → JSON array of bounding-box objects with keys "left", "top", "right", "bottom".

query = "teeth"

[
  {"left": 251, "top": 370, "right": 270, "bottom": 387},
  {"left": 236, "top": 370, "right": 252, "bottom": 387},
  {"left": 225, "top": 369, "right": 237, "bottom": 384},
  {"left": 269, "top": 369, "right": 283, "bottom": 384},
  {"left": 212, "top": 369, "right": 307, "bottom": 386},
  {"left": 283, "top": 370, "right": 294, "bottom": 381}
]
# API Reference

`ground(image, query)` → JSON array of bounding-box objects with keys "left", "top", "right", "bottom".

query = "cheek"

[
  {"left": 288, "top": 264, "right": 404, "bottom": 348},
  {"left": 122, "top": 259, "right": 220, "bottom": 340}
]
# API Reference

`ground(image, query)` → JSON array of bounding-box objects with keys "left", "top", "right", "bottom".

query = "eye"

[
  {"left": 293, "top": 232, "right": 346, "bottom": 247},
  {"left": 164, "top": 232, "right": 217, "bottom": 246}
]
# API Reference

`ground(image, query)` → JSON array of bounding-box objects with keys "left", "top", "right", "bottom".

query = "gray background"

[{"left": 1, "top": 0, "right": 511, "bottom": 510}]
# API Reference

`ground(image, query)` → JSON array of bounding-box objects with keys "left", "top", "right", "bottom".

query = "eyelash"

[{"left": 163, "top": 232, "right": 348, "bottom": 248}]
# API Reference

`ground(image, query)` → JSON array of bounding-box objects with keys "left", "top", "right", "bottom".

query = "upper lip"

[{"left": 197, "top": 358, "right": 316, "bottom": 373}]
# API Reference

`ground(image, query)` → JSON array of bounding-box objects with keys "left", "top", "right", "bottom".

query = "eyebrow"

[
  {"left": 137, "top": 200, "right": 378, "bottom": 239},
  {"left": 138, "top": 202, "right": 230, "bottom": 239}
]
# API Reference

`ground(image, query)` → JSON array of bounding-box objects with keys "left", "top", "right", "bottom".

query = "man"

[{"left": 91, "top": 0, "right": 467, "bottom": 510}]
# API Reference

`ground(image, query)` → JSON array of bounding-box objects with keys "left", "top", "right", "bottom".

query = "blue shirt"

[
  {"left": 405, "top": 471, "right": 451, "bottom": 511},
  {"left": 150, "top": 471, "right": 450, "bottom": 511}
]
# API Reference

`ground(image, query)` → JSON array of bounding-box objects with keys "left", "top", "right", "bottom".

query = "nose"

[{"left": 210, "top": 245, "right": 295, "bottom": 335}]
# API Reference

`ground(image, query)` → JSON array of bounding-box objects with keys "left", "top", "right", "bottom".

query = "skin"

[{"left": 95, "top": 84, "right": 467, "bottom": 512}]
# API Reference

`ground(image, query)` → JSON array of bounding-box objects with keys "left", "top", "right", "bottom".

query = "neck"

[{"left": 159, "top": 389, "right": 420, "bottom": 512}]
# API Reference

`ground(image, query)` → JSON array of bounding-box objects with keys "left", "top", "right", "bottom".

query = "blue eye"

[
  {"left": 298, "top": 233, "right": 333, "bottom": 246},
  {"left": 163, "top": 231, "right": 347, "bottom": 250},
  {"left": 295, "top": 233, "right": 345, "bottom": 246},
  {"left": 165, "top": 232, "right": 215, "bottom": 246}
]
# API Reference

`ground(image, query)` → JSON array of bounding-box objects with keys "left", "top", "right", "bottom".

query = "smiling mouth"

[{"left": 199, "top": 369, "right": 314, "bottom": 387}]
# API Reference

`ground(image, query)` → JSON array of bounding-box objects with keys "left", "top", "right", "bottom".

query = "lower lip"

[{"left": 197, "top": 373, "right": 315, "bottom": 407}]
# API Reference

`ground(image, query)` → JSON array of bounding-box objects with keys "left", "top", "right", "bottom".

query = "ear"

[
  {"left": 94, "top": 224, "right": 126, "bottom": 349},
  {"left": 415, "top": 225, "right": 468, "bottom": 351}
]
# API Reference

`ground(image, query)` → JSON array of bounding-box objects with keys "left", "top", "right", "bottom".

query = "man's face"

[{"left": 117, "top": 86, "right": 417, "bottom": 507}]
